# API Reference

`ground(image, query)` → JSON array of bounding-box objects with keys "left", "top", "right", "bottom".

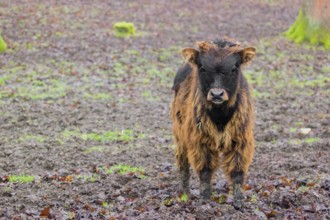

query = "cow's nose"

[{"left": 210, "top": 89, "right": 225, "bottom": 99}]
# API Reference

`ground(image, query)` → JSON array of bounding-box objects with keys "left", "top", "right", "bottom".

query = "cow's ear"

[
  {"left": 240, "top": 47, "right": 256, "bottom": 64},
  {"left": 182, "top": 48, "right": 199, "bottom": 64}
]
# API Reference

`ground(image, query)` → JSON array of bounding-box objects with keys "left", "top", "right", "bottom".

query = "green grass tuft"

[
  {"left": 83, "top": 146, "right": 105, "bottom": 153},
  {"left": 305, "top": 137, "right": 320, "bottom": 144},
  {"left": 19, "top": 134, "right": 48, "bottom": 143},
  {"left": 105, "top": 164, "right": 145, "bottom": 178},
  {"left": 180, "top": 193, "right": 188, "bottom": 203},
  {"left": 9, "top": 175, "right": 35, "bottom": 183},
  {"left": 62, "top": 129, "right": 140, "bottom": 142}
]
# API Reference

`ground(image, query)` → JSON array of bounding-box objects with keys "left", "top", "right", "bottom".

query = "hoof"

[
  {"left": 200, "top": 189, "right": 211, "bottom": 201},
  {"left": 180, "top": 187, "right": 189, "bottom": 195},
  {"left": 233, "top": 199, "right": 244, "bottom": 210},
  {"left": 233, "top": 183, "right": 244, "bottom": 209}
]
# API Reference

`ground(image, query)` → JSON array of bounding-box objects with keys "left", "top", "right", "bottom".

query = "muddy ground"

[{"left": 0, "top": 0, "right": 329, "bottom": 219}]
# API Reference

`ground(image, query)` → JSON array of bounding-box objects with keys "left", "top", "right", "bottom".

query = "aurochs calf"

[{"left": 170, "top": 38, "right": 256, "bottom": 206}]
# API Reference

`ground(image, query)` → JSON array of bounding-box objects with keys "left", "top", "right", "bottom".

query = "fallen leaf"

[
  {"left": 83, "top": 204, "right": 96, "bottom": 212},
  {"left": 65, "top": 175, "right": 74, "bottom": 182},
  {"left": 261, "top": 190, "right": 270, "bottom": 197},
  {"left": 264, "top": 209, "right": 278, "bottom": 218},
  {"left": 243, "top": 184, "right": 252, "bottom": 191},
  {"left": 307, "top": 181, "right": 316, "bottom": 187},
  {"left": 40, "top": 207, "right": 50, "bottom": 218}
]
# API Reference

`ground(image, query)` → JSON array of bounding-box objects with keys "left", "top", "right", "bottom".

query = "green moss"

[
  {"left": 113, "top": 22, "right": 136, "bottom": 37},
  {"left": 0, "top": 34, "right": 6, "bottom": 52},
  {"left": 285, "top": 9, "right": 330, "bottom": 49}
]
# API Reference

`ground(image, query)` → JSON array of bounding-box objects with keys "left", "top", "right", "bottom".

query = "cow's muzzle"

[{"left": 207, "top": 88, "right": 229, "bottom": 104}]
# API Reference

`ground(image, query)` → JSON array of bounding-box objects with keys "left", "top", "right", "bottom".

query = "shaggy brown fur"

[{"left": 171, "top": 39, "right": 256, "bottom": 206}]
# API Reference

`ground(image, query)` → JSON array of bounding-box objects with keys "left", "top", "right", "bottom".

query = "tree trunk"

[{"left": 285, "top": 0, "right": 330, "bottom": 49}]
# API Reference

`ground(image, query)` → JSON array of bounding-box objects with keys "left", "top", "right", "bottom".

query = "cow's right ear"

[{"left": 182, "top": 48, "right": 199, "bottom": 65}]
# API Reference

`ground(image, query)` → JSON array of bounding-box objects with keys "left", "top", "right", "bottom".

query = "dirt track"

[{"left": 0, "top": 0, "right": 329, "bottom": 219}]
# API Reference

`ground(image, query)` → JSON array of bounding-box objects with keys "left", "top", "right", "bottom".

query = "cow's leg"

[
  {"left": 175, "top": 145, "right": 190, "bottom": 193},
  {"left": 191, "top": 149, "right": 219, "bottom": 200},
  {"left": 231, "top": 171, "right": 244, "bottom": 203},
  {"left": 221, "top": 142, "right": 254, "bottom": 208},
  {"left": 199, "top": 166, "right": 213, "bottom": 200}
]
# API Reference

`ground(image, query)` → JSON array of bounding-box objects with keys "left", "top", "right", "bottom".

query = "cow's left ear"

[{"left": 239, "top": 47, "right": 256, "bottom": 64}]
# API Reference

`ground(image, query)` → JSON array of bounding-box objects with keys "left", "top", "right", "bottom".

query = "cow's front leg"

[
  {"left": 199, "top": 167, "right": 212, "bottom": 200},
  {"left": 175, "top": 145, "right": 190, "bottom": 193},
  {"left": 231, "top": 171, "right": 244, "bottom": 208},
  {"left": 221, "top": 140, "right": 254, "bottom": 208}
]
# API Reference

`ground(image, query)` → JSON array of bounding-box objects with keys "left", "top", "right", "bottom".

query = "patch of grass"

[
  {"left": 62, "top": 129, "right": 140, "bottom": 142},
  {"left": 294, "top": 121, "right": 304, "bottom": 126},
  {"left": 113, "top": 22, "right": 136, "bottom": 37},
  {"left": 9, "top": 175, "right": 35, "bottom": 183},
  {"left": 179, "top": 193, "right": 188, "bottom": 203},
  {"left": 19, "top": 134, "right": 48, "bottom": 143},
  {"left": 218, "top": 194, "right": 227, "bottom": 204},
  {"left": 105, "top": 164, "right": 145, "bottom": 178},
  {"left": 141, "top": 90, "right": 160, "bottom": 102},
  {"left": 297, "top": 186, "right": 309, "bottom": 193},
  {"left": 289, "top": 127, "right": 297, "bottom": 133},
  {"left": 305, "top": 137, "right": 320, "bottom": 144},
  {"left": 250, "top": 193, "right": 258, "bottom": 203},
  {"left": 253, "top": 89, "right": 270, "bottom": 98},
  {"left": 83, "top": 146, "right": 106, "bottom": 153},
  {"left": 76, "top": 174, "right": 100, "bottom": 183},
  {"left": 0, "top": 34, "right": 7, "bottom": 52},
  {"left": 17, "top": 80, "right": 67, "bottom": 100},
  {"left": 163, "top": 198, "right": 174, "bottom": 206},
  {"left": 289, "top": 139, "right": 302, "bottom": 145},
  {"left": 83, "top": 92, "right": 112, "bottom": 100},
  {"left": 321, "top": 65, "right": 330, "bottom": 74},
  {"left": 0, "top": 76, "right": 11, "bottom": 85}
]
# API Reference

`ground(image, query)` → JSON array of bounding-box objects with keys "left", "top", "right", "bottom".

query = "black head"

[{"left": 182, "top": 39, "right": 256, "bottom": 106}]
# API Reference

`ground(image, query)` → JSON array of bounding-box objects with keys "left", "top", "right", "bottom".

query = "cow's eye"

[
  {"left": 199, "top": 66, "right": 206, "bottom": 72},
  {"left": 231, "top": 65, "right": 238, "bottom": 73}
]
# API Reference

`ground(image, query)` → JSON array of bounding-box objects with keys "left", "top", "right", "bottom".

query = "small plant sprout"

[{"left": 180, "top": 193, "right": 188, "bottom": 203}]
